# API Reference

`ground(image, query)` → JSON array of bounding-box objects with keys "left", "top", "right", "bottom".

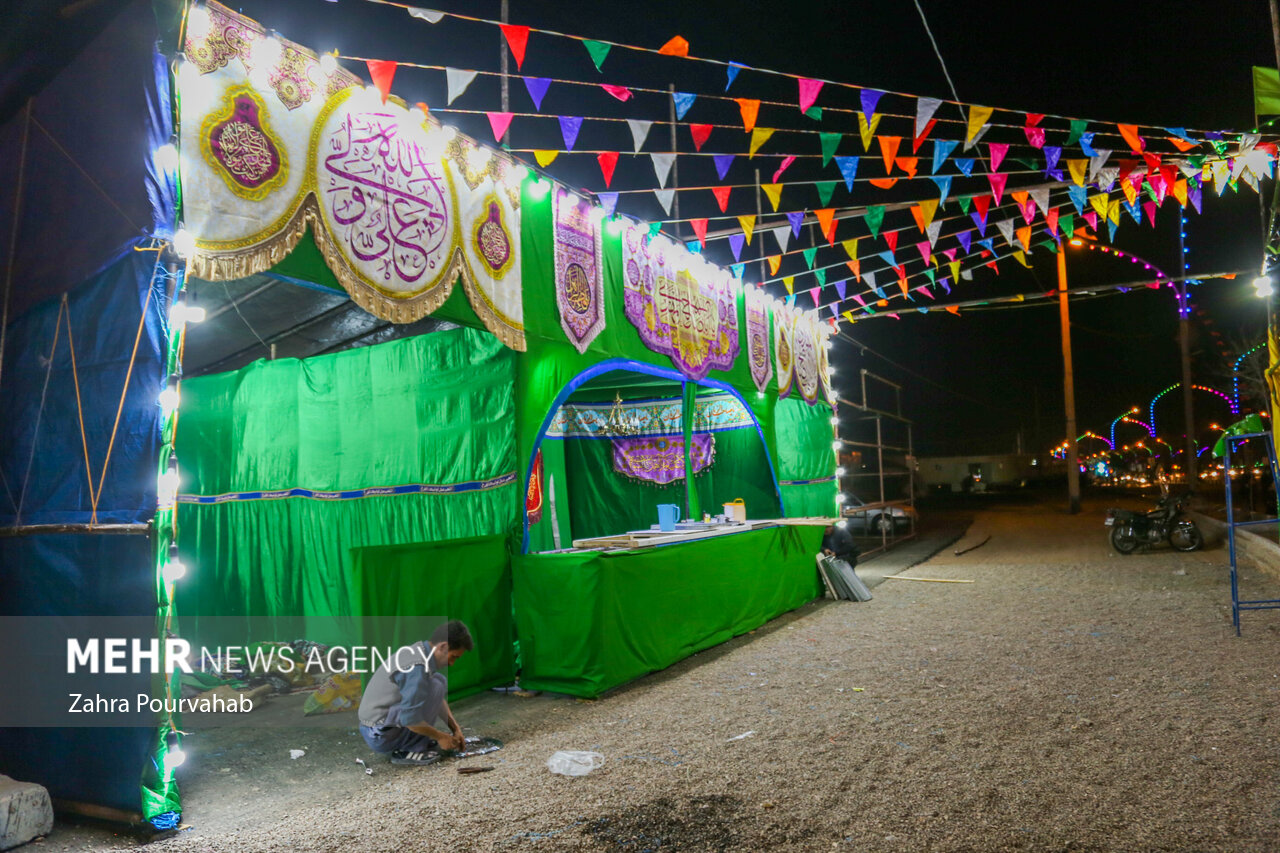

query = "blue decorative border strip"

[
  {"left": 780, "top": 475, "right": 837, "bottom": 486},
  {"left": 177, "top": 471, "right": 519, "bottom": 504}
]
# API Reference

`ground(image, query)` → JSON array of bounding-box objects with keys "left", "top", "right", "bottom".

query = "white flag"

[
  {"left": 650, "top": 153, "right": 676, "bottom": 188},
  {"left": 654, "top": 189, "right": 675, "bottom": 215},
  {"left": 446, "top": 68, "right": 478, "bottom": 105},
  {"left": 627, "top": 119, "right": 653, "bottom": 153}
]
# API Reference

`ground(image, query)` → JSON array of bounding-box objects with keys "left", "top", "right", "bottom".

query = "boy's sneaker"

[{"left": 390, "top": 749, "right": 440, "bottom": 766}]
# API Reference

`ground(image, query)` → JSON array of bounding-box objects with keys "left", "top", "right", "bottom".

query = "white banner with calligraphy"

[{"left": 180, "top": 1, "right": 525, "bottom": 348}]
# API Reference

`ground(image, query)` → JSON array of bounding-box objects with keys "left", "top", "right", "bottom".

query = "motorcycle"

[{"left": 1105, "top": 492, "right": 1204, "bottom": 554}]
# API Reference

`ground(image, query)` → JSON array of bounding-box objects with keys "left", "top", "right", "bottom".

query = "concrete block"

[{"left": 0, "top": 775, "right": 53, "bottom": 851}]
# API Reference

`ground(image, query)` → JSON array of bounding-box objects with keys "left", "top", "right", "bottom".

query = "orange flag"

[
  {"left": 1015, "top": 225, "right": 1031, "bottom": 251},
  {"left": 894, "top": 156, "right": 918, "bottom": 179},
  {"left": 869, "top": 177, "right": 898, "bottom": 189},
  {"left": 735, "top": 99, "right": 761, "bottom": 132},
  {"left": 1116, "top": 123, "right": 1144, "bottom": 152},
  {"left": 815, "top": 208, "right": 837, "bottom": 244},
  {"left": 1167, "top": 136, "right": 1196, "bottom": 153},
  {"left": 658, "top": 35, "right": 689, "bottom": 56},
  {"left": 878, "top": 136, "right": 902, "bottom": 173},
  {"left": 767, "top": 255, "right": 782, "bottom": 275}
]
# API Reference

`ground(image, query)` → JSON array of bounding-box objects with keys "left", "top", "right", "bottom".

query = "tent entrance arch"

[{"left": 523, "top": 360, "right": 785, "bottom": 553}]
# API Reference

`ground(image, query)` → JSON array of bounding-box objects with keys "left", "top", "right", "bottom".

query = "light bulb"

[
  {"left": 836, "top": 493, "right": 847, "bottom": 503},
  {"left": 442, "top": 125, "right": 457, "bottom": 142},
  {"left": 829, "top": 415, "right": 839, "bottom": 425},
  {"left": 253, "top": 35, "right": 282, "bottom": 68},
  {"left": 835, "top": 466, "right": 846, "bottom": 476},
  {"left": 756, "top": 391, "right": 766, "bottom": 400},
  {"left": 162, "top": 558, "right": 186, "bottom": 583},
  {"left": 186, "top": 4, "right": 211, "bottom": 40},
  {"left": 1252, "top": 276, "right": 1273, "bottom": 298},
  {"left": 319, "top": 52, "right": 337, "bottom": 76},
  {"left": 823, "top": 339, "right": 833, "bottom": 350},
  {"left": 164, "top": 745, "right": 187, "bottom": 771},
  {"left": 158, "top": 386, "right": 180, "bottom": 416},
  {"left": 605, "top": 216, "right": 624, "bottom": 236},
  {"left": 831, "top": 440, "right": 842, "bottom": 451},
  {"left": 173, "top": 228, "right": 195, "bottom": 258},
  {"left": 154, "top": 143, "right": 179, "bottom": 175},
  {"left": 529, "top": 178, "right": 550, "bottom": 199},
  {"left": 835, "top": 519, "right": 847, "bottom": 529},
  {"left": 467, "top": 144, "right": 492, "bottom": 174}
]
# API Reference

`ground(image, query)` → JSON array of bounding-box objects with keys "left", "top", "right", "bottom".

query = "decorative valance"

[{"left": 180, "top": 1, "right": 525, "bottom": 348}]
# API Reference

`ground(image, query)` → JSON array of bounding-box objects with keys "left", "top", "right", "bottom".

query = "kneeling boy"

[{"left": 358, "top": 620, "right": 472, "bottom": 765}]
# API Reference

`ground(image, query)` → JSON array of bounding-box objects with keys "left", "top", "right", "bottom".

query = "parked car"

[{"left": 842, "top": 494, "right": 912, "bottom": 534}]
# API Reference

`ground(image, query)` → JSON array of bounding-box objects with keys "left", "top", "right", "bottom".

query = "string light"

[
  {"left": 162, "top": 543, "right": 186, "bottom": 584},
  {"left": 157, "top": 455, "right": 180, "bottom": 508},
  {"left": 158, "top": 374, "right": 181, "bottom": 417},
  {"left": 172, "top": 228, "right": 194, "bottom": 259}
]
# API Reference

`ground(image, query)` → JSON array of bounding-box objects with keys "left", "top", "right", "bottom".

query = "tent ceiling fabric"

[{"left": 184, "top": 274, "right": 456, "bottom": 376}]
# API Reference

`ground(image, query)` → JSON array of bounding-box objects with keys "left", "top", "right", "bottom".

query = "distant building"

[{"left": 914, "top": 454, "right": 1040, "bottom": 494}]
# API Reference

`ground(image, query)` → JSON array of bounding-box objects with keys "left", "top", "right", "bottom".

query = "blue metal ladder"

[{"left": 1222, "top": 430, "right": 1280, "bottom": 635}]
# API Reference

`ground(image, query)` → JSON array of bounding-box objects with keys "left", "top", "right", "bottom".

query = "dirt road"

[{"left": 58, "top": 494, "right": 1280, "bottom": 851}]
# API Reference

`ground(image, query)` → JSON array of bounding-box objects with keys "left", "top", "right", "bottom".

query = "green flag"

[
  {"left": 1254, "top": 67, "right": 1280, "bottom": 120},
  {"left": 584, "top": 40, "right": 612, "bottom": 72}
]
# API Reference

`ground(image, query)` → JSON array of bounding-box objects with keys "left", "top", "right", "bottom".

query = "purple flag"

[
  {"left": 713, "top": 154, "right": 735, "bottom": 181},
  {"left": 524, "top": 76, "right": 551, "bottom": 110},
  {"left": 559, "top": 116, "right": 584, "bottom": 150},
  {"left": 728, "top": 232, "right": 745, "bottom": 261},
  {"left": 860, "top": 88, "right": 885, "bottom": 122},
  {"left": 787, "top": 210, "right": 805, "bottom": 237}
]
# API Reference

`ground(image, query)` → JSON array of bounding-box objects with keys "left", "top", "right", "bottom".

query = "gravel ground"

[{"left": 45, "top": 494, "right": 1280, "bottom": 851}]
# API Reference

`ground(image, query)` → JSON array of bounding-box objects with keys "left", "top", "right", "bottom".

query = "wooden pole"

[{"left": 1058, "top": 246, "right": 1081, "bottom": 513}]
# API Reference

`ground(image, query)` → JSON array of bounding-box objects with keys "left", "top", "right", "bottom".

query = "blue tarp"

[
  {"left": 0, "top": 243, "right": 167, "bottom": 527},
  {"left": 0, "top": 533, "right": 157, "bottom": 813}
]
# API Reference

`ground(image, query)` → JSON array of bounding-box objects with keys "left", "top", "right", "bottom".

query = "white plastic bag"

[{"left": 546, "top": 750, "right": 604, "bottom": 776}]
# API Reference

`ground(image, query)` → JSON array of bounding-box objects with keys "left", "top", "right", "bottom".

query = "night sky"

[{"left": 225, "top": 0, "right": 1277, "bottom": 455}]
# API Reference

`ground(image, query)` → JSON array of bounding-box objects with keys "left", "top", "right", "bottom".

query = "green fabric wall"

[
  {"left": 527, "top": 436, "right": 572, "bottom": 552},
  {"left": 352, "top": 535, "right": 516, "bottom": 699},
  {"left": 774, "top": 395, "right": 839, "bottom": 517},
  {"left": 174, "top": 327, "right": 518, "bottom": 645},
  {"left": 562, "top": 437, "right": 687, "bottom": 541},
  {"left": 512, "top": 524, "right": 824, "bottom": 698},
  {"left": 265, "top": 187, "right": 837, "bottom": 530}
]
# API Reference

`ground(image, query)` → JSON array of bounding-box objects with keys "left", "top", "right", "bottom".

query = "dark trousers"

[{"left": 360, "top": 724, "right": 437, "bottom": 755}]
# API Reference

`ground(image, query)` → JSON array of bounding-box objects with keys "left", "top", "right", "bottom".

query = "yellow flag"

[
  {"left": 1107, "top": 199, "right": 1121, "bottom": 225},
  {"left": 783, "top": 276, "right": 795, "bottom": 295},
  {"left": 842, "top": 311, "right": 857, "bottom": 324},
  {"left": 1011, "top": 293, "right": 1026, "bottom": 301},
  {"left": 767, "top": 254, "right": 782, "bottom": 275},
  {"left": 857, "top": 112, "right": 883, "bottom": 151},
  {"left": 1172, "top": 178, "right": 1188, "bottom": 206},
  {"left": 1012, "top": 250, "right": 1031, "bottom": 268},
  {"left": 1120, "top": 179, "right": 1138, "bottom": 205},
  {"left": 915, "top": 198, "right": 938, "bottom": 230},
  {"left": 1089, "top": 193, "right": 1109, "bottom": 218},
  {"left": 948, "top": 260, "right": 960, "bottom": 281},
  {"left": 534, "top": 149, "right": 559, "bottom": 167},
  {"left": 761, "top": 183, "right": 783, "bottom": 211},
  {"left": 749, "top": 127, "right": 775, "bottom": 157},
  {"left": 1067, "top": 159, "right": 1088, "bottom": 186},
  {"left": 1211, "top": 160, "right": 1229, "bottom": 191},
  {"left": 841, "top": 238, "right": 859, "bottom": 261},
  {"left": 965, "top": 105, "right": 993, "bottom": 146}
]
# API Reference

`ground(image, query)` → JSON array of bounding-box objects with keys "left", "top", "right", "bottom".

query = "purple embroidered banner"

[
  {"left": 622, "top": 225, "right": 739, "bottom": 380},
  {"left": 554, "top": 187, "right": 605, "bottom": 353},
  {"left": 793, "top": 313, "right": 820, "bottom": 404},
  {"left": 773, "top": 304, "right": 794, "bottom": 399},
  {"left": 745, "top": 288, "right": 773, "bottom": 393},
  {"left": 612, "top": 434, "right": 715, "bottom": 485}
]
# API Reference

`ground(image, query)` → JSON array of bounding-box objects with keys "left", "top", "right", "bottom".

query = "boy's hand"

[{"left": 438, "top": 733, "right": 464, "bottom": 751}]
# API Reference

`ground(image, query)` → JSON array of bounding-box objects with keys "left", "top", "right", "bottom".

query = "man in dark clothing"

[
  {"left": 822, "top": 522, "right": 859, "bottom": 567},
  {"left": 357, "top": 620, "right": 473, "bottom": 765}
]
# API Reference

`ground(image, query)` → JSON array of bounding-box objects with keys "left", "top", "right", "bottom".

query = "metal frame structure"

[
  {"left": 1222, "top": 430, "right": 1280, "bottom": 635},
  {"left": 836, "top": 368, "right": 916, "bottom": 558}
]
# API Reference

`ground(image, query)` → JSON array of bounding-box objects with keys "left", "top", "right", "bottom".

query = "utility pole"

[
  {"left": 500, "top": 0, "right": 509, "bottom": 113},
  {"left": 1057, "top": 246, "right": 1081, "bottom": 513}
]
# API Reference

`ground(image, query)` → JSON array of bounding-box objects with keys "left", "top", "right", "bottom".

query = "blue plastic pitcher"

[{"left": 657, "top": 504, "right": 681, "bottom": 531}]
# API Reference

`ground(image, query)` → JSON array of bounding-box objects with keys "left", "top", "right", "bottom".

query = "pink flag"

[
  {"left": 987, "top": 142, "right": 1009, "bottom": 172},
  {"left": 486, "top": 111, "right": 514, "bottom": 142},
  {"left": 988, "top": 172, "right": 1008, "bottom": 205},
  {"left": 798, "top": 77, "right": 824, "bottom": 113}
]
